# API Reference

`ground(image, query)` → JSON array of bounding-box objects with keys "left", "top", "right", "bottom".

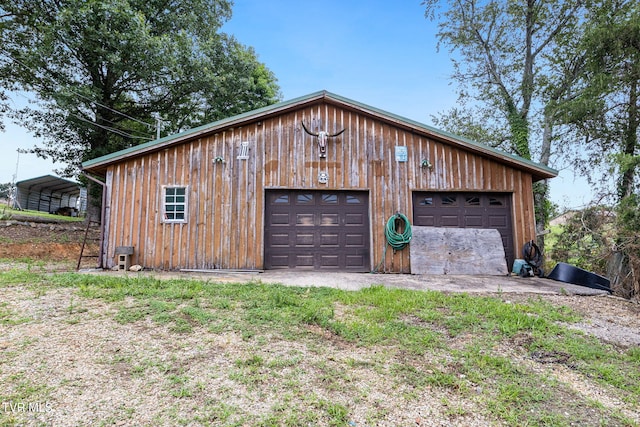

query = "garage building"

[{"left": 82, "top": 91, "right": 556, "bottom": 273}]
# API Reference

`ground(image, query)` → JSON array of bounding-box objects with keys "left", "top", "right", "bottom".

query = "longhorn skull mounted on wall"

[{"left": 301, "top": 121, "right": 345, "bottom": 158}]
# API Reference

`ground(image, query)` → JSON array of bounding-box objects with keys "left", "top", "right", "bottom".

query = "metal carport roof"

[
  {"left": 14, "top": 175, "right": 83, "bottom": 213},
  {"left": 16, "top": 175, "right": 81, "bottom": 195}
]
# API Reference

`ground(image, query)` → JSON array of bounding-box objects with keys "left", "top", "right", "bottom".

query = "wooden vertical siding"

[{"left": 103, "top": 102, "right": 537, "bottom": 272}]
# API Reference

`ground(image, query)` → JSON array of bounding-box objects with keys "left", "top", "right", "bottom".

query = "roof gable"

[{"left": 82, "top": 90, "right": 557, "bottom": 180}]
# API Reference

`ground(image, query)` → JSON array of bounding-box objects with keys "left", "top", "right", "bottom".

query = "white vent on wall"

[{"left": 237, "top": 141, "right": 250, "bottom": 160}]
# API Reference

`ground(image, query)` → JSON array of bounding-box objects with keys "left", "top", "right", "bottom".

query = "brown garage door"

[
  {"left": 265, "top": 190, "right": 370, "bottom": 271},
  {"left": 412, "top": 192, "right": 514, "bottom": 269}
]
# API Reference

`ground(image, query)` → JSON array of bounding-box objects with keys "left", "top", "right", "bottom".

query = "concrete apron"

[{"left": 89, "top": 269, "right": 610, "bottom": 295}]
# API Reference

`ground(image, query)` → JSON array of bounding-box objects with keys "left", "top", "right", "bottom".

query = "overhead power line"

[
  {"left": 70, "top": 90, "right": 154, "bottom": 129},
  {"left": 9, "top": 89, "right": 153, "bottom": 140},
  {"left": 0, "top": 47, "right": 155, "bottom": 133},
  {"left": 72, "top": 113, "right": 153, "bottom": 140}
]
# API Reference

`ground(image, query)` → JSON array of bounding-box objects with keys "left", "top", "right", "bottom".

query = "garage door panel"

[
  {"left": 265, "top": 190, "right": 370, "bottom": 271},
  {"left": 413, "top": 192, "right": 514, "bottom": 269},
  {"left": 295, "top": 194, "right": 314, "bottom": 204},
  {"left": 464, "top": 195, "right": 481, "bottom": 206},
  {"left": 269, "top": 255, "right": 291, "bottom": 268},
  {"left": 270, "top": 193, "right": 290, "bottom": 205},
  {"left": 295, "top": 233, "right": 315, "bottom": 246},
  {"left": 346, "top": 254, "right": 366, "bottom": 267},
  {"left": 270, "top": 213, "right": 289, "bottom": 225},
  {"left": 488, "top": 215, "right": 507, "bottom": 227},
  {"left": 319, "top": 255, "right": 340, "bottom": 268},
  {"left": 295, "top": 255, "right": 314, "bottom": 267},
  {"left": 346, "top": 194, "right": 366, "bottom": 204},
  {"left": 345, "top": 213, "right": 365, "bottom": 225},
  {"left": 441, "top": 195, "right": 459, "bottom": 206},
  {"left": 441, "top": 215, "right": 460, "bottom": 227},
  {"left": 489, "top": 196, "right": 506, "bottom": 206},
  {"left": 320, "top": 233, "right": 339, "bottom": 246},
  {"left": 320, "top": 193, "right": 339, "bottom": 204},
  {"left": 414, "top": 215, "right": 435, "bottom": 226},
  {"left": 464, "top": 215, "right": 483, "bottom": 227},
  {"left": 321, "top": 214, "right": 339, "bottom": 225},
  {"left": 270, "top": 233, "right": 291, "bottom": 247},
  {"left": 296, "top": 213, "right": 314, "bottom": 225},
  {"left": 345, "top": 233, "right": 365, "bottom": 247}
]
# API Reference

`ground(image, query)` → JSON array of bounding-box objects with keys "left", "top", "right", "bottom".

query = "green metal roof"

[{"left": 82, "top": 90, "right": 557, "bottom": 179}]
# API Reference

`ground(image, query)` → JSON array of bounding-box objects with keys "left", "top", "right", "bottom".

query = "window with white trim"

[{"left": 163, "top": 186, "right": 188, "bottom": 222}]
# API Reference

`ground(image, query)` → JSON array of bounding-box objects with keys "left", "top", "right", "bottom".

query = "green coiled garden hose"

[
  {"left": 372, "top": 213, "right": 412, "bottom": 273},
  {"left": 385, "top": 213, "right": 412, "bottom": 250}
]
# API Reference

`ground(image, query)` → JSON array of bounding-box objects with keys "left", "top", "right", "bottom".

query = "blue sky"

[
  {"left": 0, "top": 0, "right": 592, "bottom": 209},
  {"left": 222, "top": 0, "right": 455, "bottom": 121}
]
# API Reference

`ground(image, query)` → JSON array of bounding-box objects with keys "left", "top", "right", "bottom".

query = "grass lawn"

[
  {"left": 0, "top": 203, "right": 83, "bottom": 222},
  {"left": 1, "top": 268, "right": 638, "bottom": 426}
]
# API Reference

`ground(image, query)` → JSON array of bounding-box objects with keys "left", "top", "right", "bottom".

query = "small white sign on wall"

[
  {"left": 237, "top": 141, "right": 250, "bottom": 159},
  {"left": 318, "top": 171, "right": 329, "bottom": 184},
  {"left": 395, "top": 146, "right": 408, "bottom": 162}
]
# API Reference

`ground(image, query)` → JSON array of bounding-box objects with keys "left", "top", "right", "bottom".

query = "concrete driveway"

[
  {"left": 257, "top": 271, "right": 609, "bottom": 295},
  {"left": 106, "top": 269, "right": 610, "bottom": 295}
]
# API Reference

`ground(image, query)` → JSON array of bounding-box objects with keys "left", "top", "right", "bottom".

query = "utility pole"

[
  {"left": 152, "top": 113, "right": 163, "bottom": 140},
  {"left": 9, "top": 151, "right": 22, "bottom": 210}
]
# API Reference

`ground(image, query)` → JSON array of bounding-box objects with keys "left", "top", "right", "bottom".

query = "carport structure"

[{"left": 15, "top": 175, "right": 86, "bottom": 215}]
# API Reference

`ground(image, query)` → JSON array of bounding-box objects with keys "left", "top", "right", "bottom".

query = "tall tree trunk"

[
  {"left": 608, "top": 76, "right": 639, "bottom": 298},
  {"left": 533, "top": 111, "right": 554, "bottom": 254},
  {"left": 618, "top": 78, "right": 638, "bottom": 199},
  {"left": 507, "top": 108, "right": 531, "bottom": 159},
  {"left": 607, "top": 251, "right": 632, "bottom": 298}
]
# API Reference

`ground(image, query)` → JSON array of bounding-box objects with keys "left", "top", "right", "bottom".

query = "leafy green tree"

[
  {"left": 423, "top": 0, "right": 586, "bottom": 245},
  {"left": 0, "top": 182, "right": 10, "bottom": 199},
  {"left": 0, "top": 91, "right": 7, "bottom": 132},
  {"left": 0, "top": 0, "right": 280, "bottom": 176},
  {"left": 558, "top": 0, "right": 639, "bottom": 200},
  {"left": 553, "top": 0, "right": 639, "bottom": 297}
]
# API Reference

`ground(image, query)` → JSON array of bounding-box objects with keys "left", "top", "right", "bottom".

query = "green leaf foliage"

[
  {"left": 0, "top": 0, "right": 281, "bottom": 176},
  {"left": 422, "top": 0, "right": 585, "bottom": 160},
  {"left": 556, "top": 0, "right": 640, "bottom": 199}
]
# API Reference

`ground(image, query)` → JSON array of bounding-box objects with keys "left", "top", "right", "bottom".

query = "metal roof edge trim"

[{"left": 16, "top": 174, "right": 81, "bottom": 187}]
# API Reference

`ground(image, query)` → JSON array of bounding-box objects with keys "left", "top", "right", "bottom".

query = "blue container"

[{"left": 512, "top": 259, "right": 527, "bottom": 275}]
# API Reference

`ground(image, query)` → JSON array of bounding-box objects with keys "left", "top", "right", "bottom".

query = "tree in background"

[
  {"left": 0, "top": 0, "right": 280, "bottom": 177},
  {"left": 553, "top": 0, "right": 639, "bottom": 297},
  {"left": 0, "top": 90, "right": 6, "bottom": 132},
  {"left": 558, "top": 0, "right": 639, "bottom": 201},
  {"left": 0, "top": 182, "right": 10, "bottom": 199},
  {"left": 422, "top": 0, "right": 586, "bottom": 249}
]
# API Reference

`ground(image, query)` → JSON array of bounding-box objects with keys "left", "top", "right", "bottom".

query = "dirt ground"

[{"left": 0, "top": 219, "right": 100, "bottom": 265}]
